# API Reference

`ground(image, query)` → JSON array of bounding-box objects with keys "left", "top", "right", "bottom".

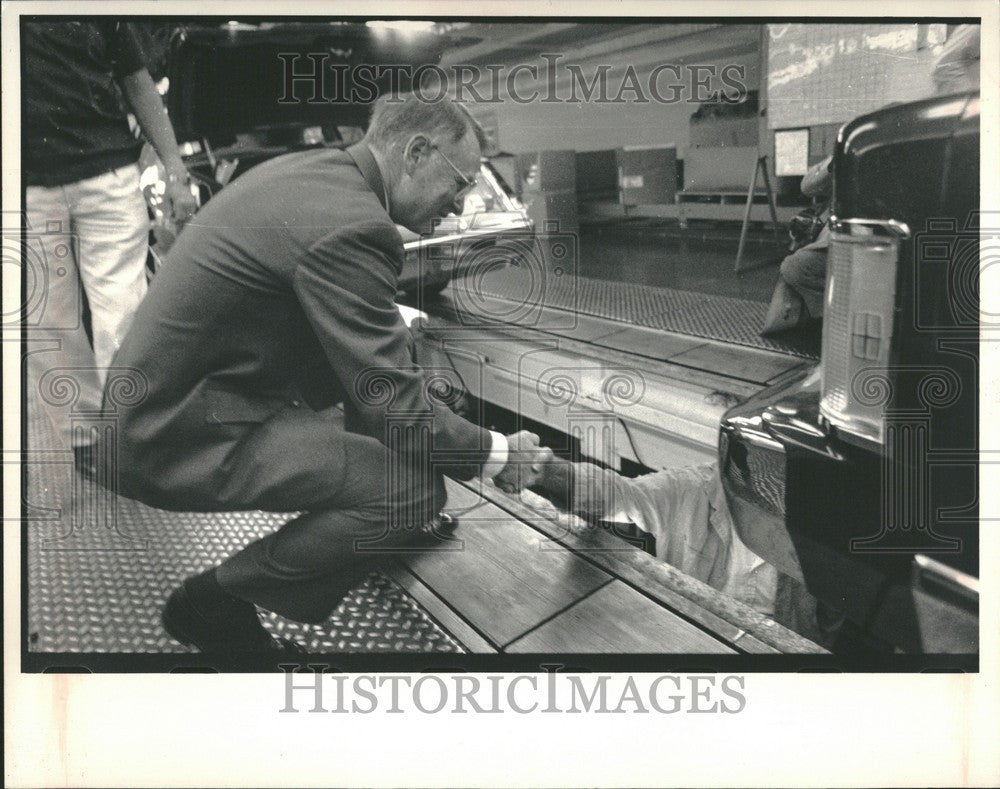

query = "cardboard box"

[
  {"left": 575, "top": 149, "right": 619, "bottom": 200},
  {"left": 522, "top": 189, "right": 579, "bottom": 233},
  {"left": 688, "top": 115, "right": 758, "bottom": 148},
  {"left": 516, "top": 150, "right": 577, "bottom": 194},
  {"left": 618, "top": 145, "right": 678, "bottom": 205}
]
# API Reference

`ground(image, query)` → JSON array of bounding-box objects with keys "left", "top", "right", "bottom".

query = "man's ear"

[{"left": 402, "top": 134, "right": 432, "bottom": 175}]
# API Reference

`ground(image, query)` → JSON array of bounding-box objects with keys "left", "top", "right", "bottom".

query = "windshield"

[{"left": 460, "top": 163, "right": 521, "bottom": 215}]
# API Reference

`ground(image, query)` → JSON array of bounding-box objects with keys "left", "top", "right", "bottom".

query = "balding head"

[
  {"left": 365, "top": 93, "right": 487, "bottom": 156},
  {"left": 363, "top": 94, "right": 486, "bottom": 234}
]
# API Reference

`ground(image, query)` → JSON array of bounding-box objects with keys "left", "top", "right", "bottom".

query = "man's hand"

[
  {"left": 535, "top": 459, "right": 620, "bottom": 520},
  {"left": 164, "top": 173, "right": 198, "bottom": 227},
  {"left": 493, "top": 430, "right": 554, "bottom": 494}
]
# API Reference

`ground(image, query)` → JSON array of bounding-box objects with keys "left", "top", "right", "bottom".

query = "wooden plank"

[
  {"left": 507, "top": 581, "right": 736, "bottom": 653},
  {"left": 442, "top": 476, "right": 488, "bottom": 515},
  {"left": 588, "top": 325, "right": 704, "bottom": 362},
  {"left": 468, "top": 480, "right": 827, "bottom": 654},
  {"left": 668, "top": 341, "right": 804, "bottom": 384},
  {"left": 403, "top": 499, "right": 612, "bottom": 647},
  {"left": 385, "top": 564, "right": 497, "bottom": 654}
]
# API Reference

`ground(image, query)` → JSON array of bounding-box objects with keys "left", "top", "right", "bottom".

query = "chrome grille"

[
  {"left": 821, "top": 240, "right": 853, "bottom": 412},
  {"left": 820, "top": 218, "right": 907, "bottom": 447}
]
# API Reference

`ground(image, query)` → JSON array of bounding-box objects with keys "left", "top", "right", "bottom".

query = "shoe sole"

[{"left": 162, "top": 585, "right": 307, "bottom": 655}]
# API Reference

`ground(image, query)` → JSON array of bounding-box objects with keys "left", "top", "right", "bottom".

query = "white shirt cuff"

[{"left": 482, "top": 430, "right": 509, "bottom": 480}]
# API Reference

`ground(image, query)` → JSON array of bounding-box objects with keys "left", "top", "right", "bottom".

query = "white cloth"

[
  {"left": 482, "top": 430, "right": 509, "bottom": 480},
  {"left": 616, "top": 463, "right": 779, "bottom": 615},
  {"left": 563, "top": 460, "right": 779, "bottom": 615}
]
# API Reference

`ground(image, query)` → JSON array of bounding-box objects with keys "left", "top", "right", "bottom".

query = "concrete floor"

[{"left": 577, "top": 220, "right": 785, "bottom": 303}]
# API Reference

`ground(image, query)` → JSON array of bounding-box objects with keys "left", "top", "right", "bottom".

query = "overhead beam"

[{"left": 441, "top": 22, "right": 582, "bottom": 65}]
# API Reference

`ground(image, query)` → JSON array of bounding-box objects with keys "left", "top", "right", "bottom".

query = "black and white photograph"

[{"left": 4, "top": 3, "right": 998, "bottom": 786}]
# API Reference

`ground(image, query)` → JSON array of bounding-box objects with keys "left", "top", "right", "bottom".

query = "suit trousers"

[
  {"left": 211, "top": 407, "right": 448, "bottom": 623},
  {"left": 25, "top": 167, "right": 149, "bottom": 448},
  {"left": 779, "top": 235, "right": 829, "bottom": 320}
]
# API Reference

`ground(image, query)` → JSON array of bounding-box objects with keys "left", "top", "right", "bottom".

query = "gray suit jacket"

[{"left": 106, "top": 143, "right": 491, "bottom": 511}]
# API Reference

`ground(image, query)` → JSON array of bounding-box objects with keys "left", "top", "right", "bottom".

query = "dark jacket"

[{"left": 105, "top": 143, "right": 491, "bottom": 510}]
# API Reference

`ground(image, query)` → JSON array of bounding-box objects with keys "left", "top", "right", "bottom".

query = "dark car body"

[
  {"left": 719, "top": 92, "right": 980, "bottom": 655},
  {"left": 141, "top": 21, "right": 531, "bottom": 294}
]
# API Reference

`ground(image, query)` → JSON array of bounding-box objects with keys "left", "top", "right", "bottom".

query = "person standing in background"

[
  {"left": 760, "top": 24, "right": 980, "bottom": 337},
  {"left": 931, "top": 24, "right": 980, "bottom": 95},
  {"left": 760, "top": 155, "right": 832, "bottom": 336},
  {"left": 23, "top": 20, "right": 197, "bottom": 477}
]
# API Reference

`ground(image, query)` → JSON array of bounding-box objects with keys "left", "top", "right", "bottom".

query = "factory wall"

[{"left": 454, "top": 24, "right": 762, "bottom": 157}]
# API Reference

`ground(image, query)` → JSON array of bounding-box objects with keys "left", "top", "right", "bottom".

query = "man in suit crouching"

[{"left": 104, "top": 94, "right": 547, "bottom": 654}]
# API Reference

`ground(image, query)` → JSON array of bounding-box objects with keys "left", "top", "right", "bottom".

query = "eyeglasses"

[{"left": 430, "top": 144, "right": 478, "bottom": 195}]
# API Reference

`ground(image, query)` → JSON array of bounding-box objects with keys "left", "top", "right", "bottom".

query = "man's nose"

[{"left": 451, "top": 193, "right": 466, "bottom": 215}]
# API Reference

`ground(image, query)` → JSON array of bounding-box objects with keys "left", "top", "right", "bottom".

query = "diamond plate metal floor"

[
  {"left": 444, "top": 267, "right": 821, "bottom": 359},
  {"left": 24, "top": 400, "right": 464, "bottom": 654}
]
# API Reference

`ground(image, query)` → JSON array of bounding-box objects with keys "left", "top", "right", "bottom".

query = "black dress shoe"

[
  {"left": 420, "top": 511, "right": 457, "bottom": 536},
  {"left": 73, "top": 444, "right": 98, "bottom": 481},
  {"left": 162, "top": 582, "right": 307, "bottom": 655}
]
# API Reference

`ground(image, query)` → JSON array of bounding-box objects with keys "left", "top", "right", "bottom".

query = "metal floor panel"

[
  {"left": 24, "top": 402, "right": 464, "bottom": 655},
  {"left": 445, "top": 269, "right": 820, "bottom": 360}
]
